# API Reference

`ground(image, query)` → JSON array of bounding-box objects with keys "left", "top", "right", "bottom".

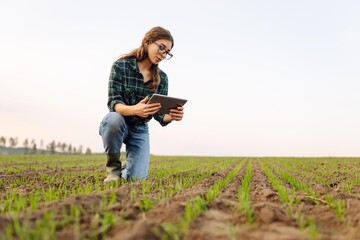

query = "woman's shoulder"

[
  {"left": 158, "top": 68, "right": 169, "bottom": 87},
  {"left": 112, "top": 58, "right": 138, "bottom": 75},
  {"left": 158, "top": 67, "right": 168, "bottom": 79},
  {"left": 113, "top": 58, "right": 133, "bottom": 68}
]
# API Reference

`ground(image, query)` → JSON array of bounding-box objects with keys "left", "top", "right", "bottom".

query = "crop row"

[{"left": 265, "top": 157, "right": 360, "bottom": 195}]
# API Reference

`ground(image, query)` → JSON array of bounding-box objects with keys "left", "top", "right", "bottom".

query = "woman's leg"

[
  {"left": 99, "top": 112, "right": 129, "bottom": 180},
  {"left": 121, "top": 124, "right": 150, "bottom": 181}
]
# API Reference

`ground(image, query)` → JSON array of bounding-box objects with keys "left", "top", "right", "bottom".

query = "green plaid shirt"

[{"left": 107, "top": 57, "right": 169, "bottom": 127}]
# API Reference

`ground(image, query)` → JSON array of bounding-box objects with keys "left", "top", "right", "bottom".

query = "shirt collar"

[{"left": 129, "top": 58, "right": 139, "bottom": 71}]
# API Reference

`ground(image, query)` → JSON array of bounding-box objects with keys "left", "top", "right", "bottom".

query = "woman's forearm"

[
  {"left": 162, "top": 114, "right": 173, "bottom": 123},
  {"left": 114, "top": 103, "right": 135, "bottom": 116}
]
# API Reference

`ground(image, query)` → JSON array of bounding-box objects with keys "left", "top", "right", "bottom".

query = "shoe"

[
  {"left": 121, "top": 161, "right": 127, "bottom": 171},
  {"left": 104, "top": 167, "right": 121, "bottom": 183}
]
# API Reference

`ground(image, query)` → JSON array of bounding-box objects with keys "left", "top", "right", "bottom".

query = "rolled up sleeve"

[{"left": 107, "top": 63, "right": 125, "bottom": 111}]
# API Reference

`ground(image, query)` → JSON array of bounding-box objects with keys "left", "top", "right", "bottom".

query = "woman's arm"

[
  {"left": 162, "top": 106, "right": 184, "bottom": 122},
  {"left": 115, "top": 97, "right": 161, "bottom": 118}
]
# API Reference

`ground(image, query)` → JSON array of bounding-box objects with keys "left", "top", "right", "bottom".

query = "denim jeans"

[{"left": 99, "top": 112, "right": 150, "bottom": 181}]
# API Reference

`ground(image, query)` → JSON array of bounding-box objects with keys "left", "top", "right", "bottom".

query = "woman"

[{"left": 99, "top": 26, "right": 184, "bottom": 182}]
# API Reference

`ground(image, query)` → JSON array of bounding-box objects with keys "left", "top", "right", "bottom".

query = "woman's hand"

[
  {"left": 164, "top": 106, "right": 184, "bottom": 122},
  {"left": 134, "top": 96, "right": 161, "bottom": 118}
]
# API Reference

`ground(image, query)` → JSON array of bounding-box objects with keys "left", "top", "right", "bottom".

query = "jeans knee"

[{"left": 101, "top": 112, "right": 126, "bottom": 135}]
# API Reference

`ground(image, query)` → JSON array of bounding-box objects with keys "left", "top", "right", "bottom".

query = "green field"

[{"left": 0, "top": 155, "right": 360, "bottom": 240}]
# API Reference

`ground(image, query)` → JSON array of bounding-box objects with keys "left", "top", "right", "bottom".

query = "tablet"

[{"left": 147, "top": 93, "right": 187, "bottom": 114}]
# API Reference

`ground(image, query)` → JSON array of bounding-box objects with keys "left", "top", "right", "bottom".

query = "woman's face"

[{"left": 147, "top": 39, "right": 173, "bottom": 64}]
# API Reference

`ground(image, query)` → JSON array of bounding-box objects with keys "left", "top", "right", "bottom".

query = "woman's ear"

[{"left": 144, "top": 40, "right": 151, "bottom": 46}]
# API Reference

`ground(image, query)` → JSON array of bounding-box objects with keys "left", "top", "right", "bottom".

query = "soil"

[{"left": 1, "top": 158, "right": 360, "bottom": 240}]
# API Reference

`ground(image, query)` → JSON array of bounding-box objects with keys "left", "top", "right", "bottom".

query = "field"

[{"left": 0, "top": 155, "right": 360, "bottom": 240}]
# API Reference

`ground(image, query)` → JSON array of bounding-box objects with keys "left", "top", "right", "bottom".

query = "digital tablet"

[{"left": 147, "top": 94, "right": 187, "bottom": 114}]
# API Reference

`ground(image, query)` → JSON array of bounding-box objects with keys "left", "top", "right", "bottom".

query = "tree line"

[{"left": 0, "top": 136, "right": 92, "bottom": 154}]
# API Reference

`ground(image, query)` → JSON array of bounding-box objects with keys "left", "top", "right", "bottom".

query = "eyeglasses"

[{"left": 154, "top": 42, "right": 173, "bottom": 60}]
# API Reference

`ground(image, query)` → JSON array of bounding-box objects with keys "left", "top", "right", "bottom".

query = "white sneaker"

[{"left": 104, "top": 167, "right": 121, "bottom": 183}]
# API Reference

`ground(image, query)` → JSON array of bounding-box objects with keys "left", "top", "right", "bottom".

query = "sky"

[{"left": 1, "top": 0, "right": 360, "bottom": 157}]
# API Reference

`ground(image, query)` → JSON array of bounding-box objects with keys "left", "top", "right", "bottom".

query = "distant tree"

[
  {"left": 32, "top": 143, "right": 37, "bottom": 154},
  {"left": 13, "top": 137, "right": 18, "bottom": 147},
  {"left": 56, "top": 142, "right": 62, "bottom": 153},
  {"left": 29, "top": 139, "right": 37, "bottom": 154},
  {"left": 9, "top": 137, "right": 13, "bottom": 147},
  {"left": 61, "top": 143, "right": 67, "bottom": 153},
  {"left": 10, "top": 137, "right": 18, "bottom": 148},
  {"left": 78, "top": 145, "right": 83, "bottom": 154},
  {"left": 47, "top": 140, "right": 56, "bottom": 154},
  {"left": 85, "top": 148, "right": 92, "bottom": 155},
  {"left": 68, "top": 144, "right": 72, "bottom": 154},
  {"left": 23, "top": 138, "right": 29, "bottom": 154},
  {"left": 0, "top": 136, "right": 6, "bottom": 147},
  {"left": 0, "top": 136, "right": 90, "bottom": 155}
]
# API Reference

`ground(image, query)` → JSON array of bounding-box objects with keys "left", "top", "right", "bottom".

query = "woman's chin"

[{"left": 151, "top": 57, "right": 161, "bottom": 64}]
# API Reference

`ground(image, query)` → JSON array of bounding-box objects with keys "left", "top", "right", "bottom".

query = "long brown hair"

[{"left": 118, "top": 26, "right": 174, "bottom": 92}]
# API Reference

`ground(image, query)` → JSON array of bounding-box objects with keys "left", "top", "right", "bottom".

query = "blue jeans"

[{"left": 99, "top": 112, "right": 150, "bottom": 181}]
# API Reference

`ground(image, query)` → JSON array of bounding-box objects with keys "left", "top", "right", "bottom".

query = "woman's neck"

[{"left": 137, "top": 58, "right": 152, "bottom": 72}]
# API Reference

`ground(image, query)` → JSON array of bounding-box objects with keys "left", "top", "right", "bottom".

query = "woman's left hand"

[{"left": 169, "top": 107, "right": 184, "bottom": 121}]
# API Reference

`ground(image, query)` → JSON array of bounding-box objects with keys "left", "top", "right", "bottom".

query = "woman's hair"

[{"left": 118, "top": 26, "right": 174, "bottom": 92}]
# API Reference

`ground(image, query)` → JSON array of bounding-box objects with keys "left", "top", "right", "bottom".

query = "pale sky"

[{"left": 1, "top": 0, "right": 360, "bottom": 156}]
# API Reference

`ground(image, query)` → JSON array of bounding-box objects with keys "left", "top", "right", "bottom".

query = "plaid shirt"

[{"left": 107, "top": 57, "right": 169, "bottom": 127}]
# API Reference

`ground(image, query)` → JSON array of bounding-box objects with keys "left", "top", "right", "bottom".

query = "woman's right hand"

[{"left": 134, "top": 96, "right": 161, "bottom": 118}]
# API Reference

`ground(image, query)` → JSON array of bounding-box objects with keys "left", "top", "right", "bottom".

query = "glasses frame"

[{"left": 154, "top": 42, "right": 173, "bottom": 60}]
